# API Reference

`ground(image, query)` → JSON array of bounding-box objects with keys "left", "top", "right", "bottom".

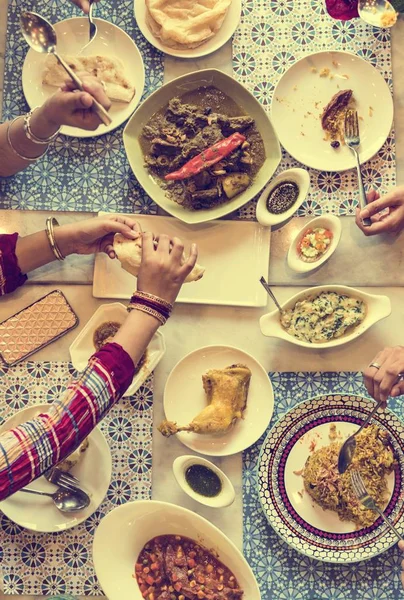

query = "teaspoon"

[
  {"left": 18, "top": 486, "right": 90, "bottom": 513},
  {"left": 358, "top": 0, "right": 397, "bottom": 28},
  {"left": 20, "top": 11, "right": 111, "bottom": 126}
]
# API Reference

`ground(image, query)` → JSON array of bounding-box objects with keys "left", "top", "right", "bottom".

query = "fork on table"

[
  {"left": 344, "top": 109, "right": 372, "bottom": 227},
  {"left": 350, "top": 470, "right": 404, "bottom": 541}
]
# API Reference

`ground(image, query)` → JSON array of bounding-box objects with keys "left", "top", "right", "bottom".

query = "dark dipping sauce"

[
  {"left": 266, "top": 180, "right": 299, "bottom": 215},
  {"left": 135, "top": 534, "right": 243, "bottom": 600},
  {"left": 185, "top": 464, "right": 222, "bottom": 498}
]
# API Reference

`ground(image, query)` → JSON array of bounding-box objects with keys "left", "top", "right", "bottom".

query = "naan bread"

[
  {"left": 42, "top": 54, "right": 135, "bottom": 103},
  {"left": 113, "top": 233, "right": 205, "bottom": 283},
  {"left": 145, "top": 0, "right": 232, "bottom": 49}
]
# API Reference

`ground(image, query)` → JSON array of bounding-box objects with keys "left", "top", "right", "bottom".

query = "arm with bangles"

[
  {"left": 0, "top": 232, "right": 197, "bottom": 500},
  {"left": 0, "top": 74, "right": 110, "bottom": 178}
]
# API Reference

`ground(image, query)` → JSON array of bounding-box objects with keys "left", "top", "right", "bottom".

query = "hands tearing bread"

[{"left": 113, "top": 233, "right": 205, "bottom": 283}]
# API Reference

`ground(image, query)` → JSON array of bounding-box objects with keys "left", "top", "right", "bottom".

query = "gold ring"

[{"left": 369, "top": 362, "right": 381, "bottom": 370}]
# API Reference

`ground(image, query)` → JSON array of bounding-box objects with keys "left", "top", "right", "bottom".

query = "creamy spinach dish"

[{"left": 280, "top": 291, "right": 366, "bottom": 343}]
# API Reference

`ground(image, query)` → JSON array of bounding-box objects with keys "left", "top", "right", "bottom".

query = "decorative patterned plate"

[{"left": 257, "top": 394, "right": 404, "bottom": 563}]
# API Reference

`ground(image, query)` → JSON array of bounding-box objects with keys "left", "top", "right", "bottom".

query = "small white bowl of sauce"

[
  {"left": 173, "top": 455, "right": 235, "bottom": 508},
  {"left": 287, "top": 214, "right": 342, "bottom": 273},
  {"left": 256, "top": 168, "right": 310, "bottom": 227}
]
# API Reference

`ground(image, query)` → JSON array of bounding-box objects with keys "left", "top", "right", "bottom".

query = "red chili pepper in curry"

[
  {"left": 135, "top": 534, "right": 244, "bottom": 600},
  {"left": 164, "top": 133, "right": 246, "bottom": 182}
]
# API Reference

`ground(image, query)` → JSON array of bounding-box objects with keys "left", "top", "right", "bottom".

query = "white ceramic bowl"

[
  {"left": 93, "top": 500, "right": 261, "bottom": 600},
  {"left": 69, "top": 303, "right": 165, "bottom": 396},
  {"left": 287, "top": 215, "right": 342, "bottom": 273},
  {"left": 173, "top": 455, "right": 236, "bottom": 508},
  {"left": 260, "top": 285, "right": 391, "bottom": 349},
  {"left": 256, "top": 168, "right": 310, "bottom": 227},
  {"left": 123, "top": 68, "right": 281, "bottom": 224}
]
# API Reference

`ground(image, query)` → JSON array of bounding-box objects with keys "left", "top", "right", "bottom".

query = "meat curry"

[
  {"left": 135, "top": 534, "right": 243, "bottom": 600},
  {"left": 140, "top": 86, "right": 265, "bottom": 210}
]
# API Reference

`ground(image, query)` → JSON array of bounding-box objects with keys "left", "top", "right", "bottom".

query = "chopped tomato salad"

[{"left": 298, "top": 227, "right": 333, "bottom": 263}]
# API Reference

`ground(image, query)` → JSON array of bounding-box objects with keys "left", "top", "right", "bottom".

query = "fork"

[
  {"left": 259, "top": 276, "right": 284, "bottom": 313},
  {"left": 350, "top": 470, "right": 404, "bottom": 541},
  {"left": 45, "top": 467, "right": 82, "bottom": 492},
  {"left": 80, "top": 0, "right": 97, "bottom": 53},
  {"left": 344, "top": 109, "right": 372, "bottom": 227}
]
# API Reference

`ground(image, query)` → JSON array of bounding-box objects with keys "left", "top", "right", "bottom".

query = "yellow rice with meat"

[{"left": 303, "top": 425, "right": 396, "bottom": 528}]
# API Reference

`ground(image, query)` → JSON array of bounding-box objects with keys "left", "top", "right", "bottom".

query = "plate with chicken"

[{"left": 159, "top": 345, "right": 274, "bottom": 456}]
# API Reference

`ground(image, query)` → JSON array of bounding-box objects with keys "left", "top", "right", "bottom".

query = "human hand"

[
  {"left": 363, "top": 346, "right": 404, "bottom": 405},
  {"left": 39, "top": 73, "right": 111, "bottom": 131},
  {"left": 356, "top": 187, "right": 404, "bottom": 236},
  {"left": 399, "top": 540, "right": 404, "bottom": 589},
  {"left": 137, "top": 233, "right": 198, "bottom": 304},
  {"left": 69, "top": 0, "right": 100, "bottom": 13},
  {"left": 56, "top": 216, "right": 141, "bottom": 259}
]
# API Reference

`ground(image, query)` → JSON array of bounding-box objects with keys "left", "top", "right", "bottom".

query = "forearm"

[
  {"left": 113, "top": 308, "right": 161, "bottom": 365},
  {"left": 0, "top": 343, "right": 134, "bottom": 500},
  {"left": 0, "top": 108, "right": 58, "bottom": 177},
  {"left": 15, "top": 223, "right": 80, "bottom": 273}
]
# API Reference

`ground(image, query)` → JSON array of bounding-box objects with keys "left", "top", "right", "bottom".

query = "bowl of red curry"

[{"left": 93, "top": 500, "right": 261, "bottom": 600}]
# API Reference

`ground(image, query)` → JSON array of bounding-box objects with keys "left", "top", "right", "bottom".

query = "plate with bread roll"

[
  {"left": 135, "top": 0, "right": 242, "bottom": 58},
  {"left": 93, "top": 213, "right": 271, "bottom": 307},
  {"left": 22, "top": 17, "right": 144, "bottom": 138}
]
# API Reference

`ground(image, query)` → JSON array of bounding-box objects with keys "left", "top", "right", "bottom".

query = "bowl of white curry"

[{"left": 259, "top": 285, "right": 391, "bottom": 349}]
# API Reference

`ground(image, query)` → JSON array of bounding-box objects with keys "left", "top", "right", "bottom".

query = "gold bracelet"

[
  {"left": 127, "top": 303, "right": 167, "bottom": 326},
  {"left": 7, "top": 116, "right": 47, "bottom": 162},
  {"left": 45, "top": 217, "right": 65, "bottom": 261},
  {"left": 131, "top": 290, "right": 173, "bottom": 312}
]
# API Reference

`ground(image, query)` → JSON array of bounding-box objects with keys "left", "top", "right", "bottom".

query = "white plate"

[
  {"left": 256, "top": 168, "right": 311, "bottom": 227},
  {"left": 93, "top": 500, "right": 261, "bottom": 600},
  {"left": 271, "top": 51, "right": 394, "bottom": 172},
  {"left": 258, "top": 394, "right": 404, "bottom": 563},
  {"left": 162, "top": 345, "right": 274, "bottom": 456},
  {"left": 22, "top": 17, "right": 145, "bottom": 138},
  {"left": 0, "top": 404, "right": 111, "bottom": 532},
  {"left": 260, "top": 284, "right": 391, "bottom": 349},
  {"left": 69, "top": 302, "right": 165, "bottom": 396},
  {"left": 93, "top": 214, "right": 271, "bottom": 307},
  {"left": 134, "top": 0, "right": 241, "bottom": 58},
  {"left": 123, "top": 69, "right": 281, "bottom": 224},
  {"left": 287, "top": 214, "right": 342, "bottom": 273}
]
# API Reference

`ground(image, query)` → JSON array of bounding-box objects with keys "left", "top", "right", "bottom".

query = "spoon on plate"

[
  {"left": 20, "top": 11, "right": 111, "bottom": 126},
  {"left": 18, "top": 486, "right": 91, "bottom": 513},
  {"left": 337, "top": 398, "right": 383, "bottom": 474},
  {"left": 358, "top": 0, "right": 397, "bottom": 28}
]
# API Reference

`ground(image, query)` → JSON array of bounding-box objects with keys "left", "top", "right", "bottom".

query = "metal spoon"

[
  {"left": 18, "top": 486, "right": 90, "bottom": 513},
  {"left": 20, "top": 11, "right": 111, "bottom": 126},
  {"left": 259, "top": 276, "right": 284, "bottom": 313},
  {"left": 358, "top": 0, "right": 397, "bottom": 28},
  {"left": 81, "top": 0, "right": 98, "bottom": 52},
  {"left": 337, "top": 398, "right": 383, "bottom": 474}
]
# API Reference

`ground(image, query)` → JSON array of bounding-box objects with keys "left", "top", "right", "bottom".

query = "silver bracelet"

[
  {"left": 23, "top": 107, "right": 61, "bottom": 145},
  {"left": 7, "top": 116, "right": 47, "bottom": 162}
]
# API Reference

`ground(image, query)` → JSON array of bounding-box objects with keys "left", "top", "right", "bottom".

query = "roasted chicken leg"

[{"left": 158, "top": 364, "right": 252, "bottom": 437}]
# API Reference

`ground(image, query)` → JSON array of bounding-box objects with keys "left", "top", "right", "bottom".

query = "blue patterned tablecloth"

[
  {"left": 0, "top": 361, "right": 153, "bottom": 596},
  {"left": 233, "top": 2, "right": 396, "bottom": 220},
  {"left": 243, "top": 372, "right": 404, "bottom": 600},
  {"left": 0, "top": 0, "right": 162, "bottom": 214}
]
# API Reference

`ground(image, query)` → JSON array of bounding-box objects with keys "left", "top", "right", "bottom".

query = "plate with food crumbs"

[
  {"left": 271, "top": 51, "right": 393, "bottom": 172},
  {"left": 258, "top": 394, "right": 404, "bottom": 563},
  {"left": 69, "top": 302, "right": 165, "bottom": 396}
]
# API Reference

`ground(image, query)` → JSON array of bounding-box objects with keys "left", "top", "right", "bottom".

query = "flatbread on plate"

[
  {"left": 145, "top": 0, "right": 232, "bottom": 49},
  {"left": 113, "top": 233, "right": 205, "bottom": 283},
  {"left": 42, "top": 54, "right": 135, "bottom": 103}
]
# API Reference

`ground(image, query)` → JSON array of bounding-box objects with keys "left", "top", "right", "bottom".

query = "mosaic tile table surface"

[
  {"left": 243, "top": 371, "right": 404, "bottom": 600},
  {"left": 0, "top": 361, "right": 153, "bottom": 596},
  {"left": 233, "top": 1, "right": 396, "bottom": 220},
  {"left": 0, "top": 0, "right": 163, "bottom": 214}
]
